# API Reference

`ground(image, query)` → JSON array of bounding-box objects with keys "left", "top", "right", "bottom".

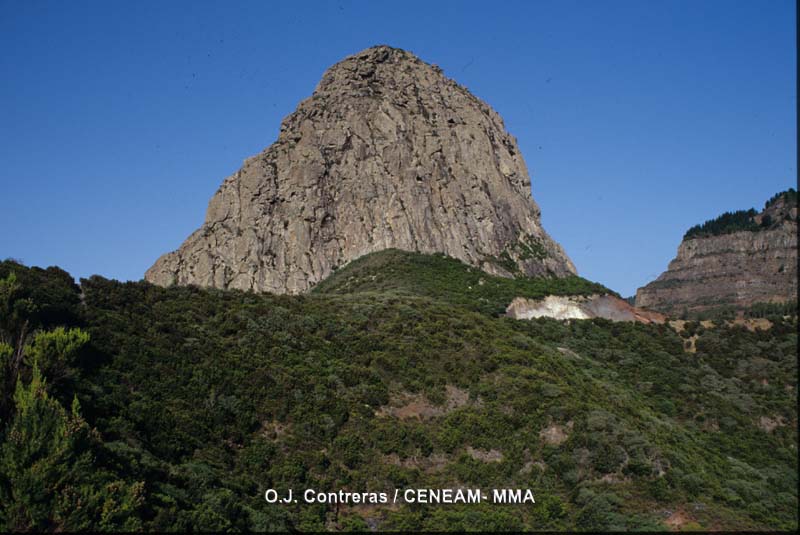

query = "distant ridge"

[{"left": 636, "top": 189, "right": 798, "bottom": 316}]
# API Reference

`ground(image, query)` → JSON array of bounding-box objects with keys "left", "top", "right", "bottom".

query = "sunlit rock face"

[
  {"left": 506, "top": 294, "right": 666, "bottom": 324},
  {"left": 635, "top": 193, "right": 798, "bottom": 316},
  {"left": 146, "top": 45, "right": 576, "bottom": 294}
]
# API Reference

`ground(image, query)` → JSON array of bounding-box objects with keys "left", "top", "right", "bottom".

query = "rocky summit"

[
  {"left": 635, "top": 189, "right": 798, "bottom": 316},
  {"left": 145, "top": 45, "right": 576, "bottom": 294}
]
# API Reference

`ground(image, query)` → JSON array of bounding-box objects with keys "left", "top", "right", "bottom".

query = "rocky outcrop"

[
  {"left": 635, "top": 191, "right": 798, "bottom": 316},
  {"left": 506, "top": 294, "right": 666, "bottom": 324},
  {"left": 146, "top": 45, "right": 576, "bottom": 294}
]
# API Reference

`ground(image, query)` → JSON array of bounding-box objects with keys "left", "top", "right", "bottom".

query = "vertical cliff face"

[
  {"left": 145, "top": 45, "right": 576, "bottom": 294},
  {"left": 635, "top": 190, "right": 798, "bottom": 316}
]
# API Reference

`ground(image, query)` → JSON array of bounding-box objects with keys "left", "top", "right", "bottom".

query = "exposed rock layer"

[
  {"left": 635, "top": 193, "right": 798, "bottom": 316},
  {"left": 145, "top": 45, "right": 576, "bottom": 294},
  {"left": 506, "top": 294, "right": 666, "bottom": 324}
]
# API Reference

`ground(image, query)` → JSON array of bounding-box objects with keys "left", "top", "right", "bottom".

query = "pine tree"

[
  {"left": 0, "top": 273, "right": 36, "bottom": 417},
  {"left": 0, "top": 365, "right": 144, "bottom": 531},
  {"left": 24, "top": 327, "right": 90, "bottom": 394}
]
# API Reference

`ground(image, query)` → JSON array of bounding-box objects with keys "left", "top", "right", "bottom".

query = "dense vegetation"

[
  {"left": 683, "top": 188, "right": 797, "bottom": 240},
  {"left": 680, "top": 299, "right": 799, "bottom": 322},
  {"left": 0, "top": 253, "right": 796, "bottom": 531},
  {"left": 765, "top": 188, "right": 797, "bottom": 210},
  {"left": 313, "top": 249, "right": 614, "bottom": 315},
  {"left": 683, "top": 209, "right": 761, "bottom": 240}
]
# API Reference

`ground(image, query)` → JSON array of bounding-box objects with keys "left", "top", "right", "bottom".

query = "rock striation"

[
  {"left": 635, "top": 190, "right": 798, "bottom": 316},
  {"left": 145, "top": 45, "right": 576, "bottom": 294}
]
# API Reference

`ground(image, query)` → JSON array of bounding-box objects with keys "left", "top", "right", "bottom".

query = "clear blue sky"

[{"left": 1, "top": 0, "right": 796, "bottom": 297}]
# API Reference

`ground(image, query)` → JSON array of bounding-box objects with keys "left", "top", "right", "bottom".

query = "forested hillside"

[{"left": 0, "top": 253, "right": 796, "bottom": 531}]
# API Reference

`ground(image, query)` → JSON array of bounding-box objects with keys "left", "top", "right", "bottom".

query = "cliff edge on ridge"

[{"left": 635, "top": 189, "right": 798, "bottom": 316}]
